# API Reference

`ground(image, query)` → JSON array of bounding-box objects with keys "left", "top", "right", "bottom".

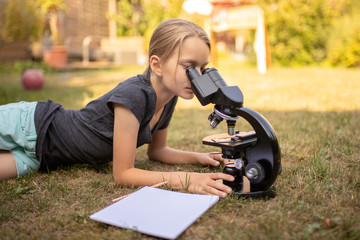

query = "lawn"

[{"left": 0, "top": 64, "right": 359, "bottom": 239}]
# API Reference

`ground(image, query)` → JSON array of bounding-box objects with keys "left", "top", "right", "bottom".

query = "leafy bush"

[
  {"left": 264, "top": 0, "right": 336, "bottom": 66},
  {"left": 262, "top": 0, "right": 360, "bottom": 67},
  {"left": 115, "top": 0, "right": 184, "bottom": 41},
  {"left": 326, "top": 4, "right": 360, "bottom": 67},
  {"left": 2, "top": 0, "right": 43, "bottom": 42}
]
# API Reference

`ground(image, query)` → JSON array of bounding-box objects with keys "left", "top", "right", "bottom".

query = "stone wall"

[{"left": 64, "top": 0, "right": 110, "bottom": 59}]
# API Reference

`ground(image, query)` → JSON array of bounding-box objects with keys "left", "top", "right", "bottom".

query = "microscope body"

[{"left": 186, "top": 67, "right": 281, "bottom": 196}]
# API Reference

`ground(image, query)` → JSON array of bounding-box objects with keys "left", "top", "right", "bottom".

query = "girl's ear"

[{"left": 149, "top": 55, "right": 162, "bottom": 77}]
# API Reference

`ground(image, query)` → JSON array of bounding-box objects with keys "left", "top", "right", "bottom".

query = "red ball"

[{"left": 21, "top": 69, "right": 45, "bottom": 90}]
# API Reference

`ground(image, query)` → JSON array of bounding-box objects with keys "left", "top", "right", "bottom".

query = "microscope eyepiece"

[
  {"left": 186, "top": 67, "right": 243, "bottom": 133},
  {"left": 186, "top": 66, "right": 201, "bottom": 81}
]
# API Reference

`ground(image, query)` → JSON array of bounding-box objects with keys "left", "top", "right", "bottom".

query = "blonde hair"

[{"left": 145, "top": 18, "right": 211, "bottom": 73}]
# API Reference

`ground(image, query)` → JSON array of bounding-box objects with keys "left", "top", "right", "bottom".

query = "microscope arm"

[{"left": 235, "top": 107, "right": 281, "bottom": 191}]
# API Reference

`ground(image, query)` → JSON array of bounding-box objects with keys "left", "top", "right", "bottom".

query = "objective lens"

[
  {"left": 228, "top": 126, "right": 235, "bottom": 135},
  {"left": 208, "top": 112, "right": 223, "bottom": 129},
  {"left": 210, "top": 119, "right": 219, "bottom": 129},
  {"left": 227, "top": 120, "right": 236, "bottom": 136}
]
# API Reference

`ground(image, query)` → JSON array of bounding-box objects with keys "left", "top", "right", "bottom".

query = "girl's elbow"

[
  {"left": 113, "top": 168, "right": 137, "bottom": 186},
  {"left": 113, "top": 175, "right": 123, "bottom": 185},
  {"left": 147, "top": 148, "right": 156, "bottom": 160},
  {"left": 147, "top": 151, "right": 162, "bottom": 163},
  {"left": 113, "top": 172, "right": 127, "bottom": 185},
  {"left": 147, "top": 146, "right": 168, "bottom": 162}
]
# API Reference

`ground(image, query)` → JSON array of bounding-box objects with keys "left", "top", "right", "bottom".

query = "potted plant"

[{"left": 37, "top": 0, "right": 68, "bottom": 69}]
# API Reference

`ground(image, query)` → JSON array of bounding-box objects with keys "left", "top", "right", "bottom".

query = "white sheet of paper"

[{"left": 90, "top": 186, "right": 219, "bottom": 239}]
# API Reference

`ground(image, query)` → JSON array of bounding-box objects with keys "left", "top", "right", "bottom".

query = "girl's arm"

[
  {"left": 112, "top": 103, "right": 234, "bottom": 198},
  {"left": 147, "top": 128, "right": 225, "bottom": 166}
]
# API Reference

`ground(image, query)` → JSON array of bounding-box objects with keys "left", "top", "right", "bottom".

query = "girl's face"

[{"left": 160, "top": 36, "right": 210, "bottom": 100}]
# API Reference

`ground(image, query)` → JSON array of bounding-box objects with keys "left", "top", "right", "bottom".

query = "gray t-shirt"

[{"left": 34, "top": 73, "right": 178, "bottom": 172}]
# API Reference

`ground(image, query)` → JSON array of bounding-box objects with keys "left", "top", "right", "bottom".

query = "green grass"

[{"left": 0, "top": 64, "right": 359, "bottom": 239}]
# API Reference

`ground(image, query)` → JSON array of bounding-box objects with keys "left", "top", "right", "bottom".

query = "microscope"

[{"left": 186, "top": 67, "right": 281, "bottom": 197}]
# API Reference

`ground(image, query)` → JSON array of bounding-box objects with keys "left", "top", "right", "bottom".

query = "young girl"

[{"left": 0, "top": 18, "right": 234, "bottom": 198}]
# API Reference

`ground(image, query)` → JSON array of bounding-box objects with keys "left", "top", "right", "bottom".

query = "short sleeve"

[{"left": 108, "top": 82, "right": 155, "bottom": 125}]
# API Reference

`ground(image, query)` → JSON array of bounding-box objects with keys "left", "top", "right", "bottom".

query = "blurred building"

[
  {"left": 62, "top": 0, "right": 110, "bottom": 60},
  {"left": 182, "top": 0, "right": 270, "bottom": 73},
  {"left": 1, "top": 0, "right": 269, "bottom": 71},
  {"left": 0, "top": 0, "right": 145, "bottom": 67}
]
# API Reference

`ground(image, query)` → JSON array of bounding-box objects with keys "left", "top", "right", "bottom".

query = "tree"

[
  {"left": 37, "top": 0, "right": 66, "bottom": 46},
  {"left": 3, "top": 0, "right": 43, "bottom": 43},
  {"left": 326, "top": 0, "right": 360, "bottom": 67},
  {"left": 115, "top": 0, "right": 184, "bottom": 41},
  {"left": 259, "top": 0, "right": 359, "bottom": 67}
]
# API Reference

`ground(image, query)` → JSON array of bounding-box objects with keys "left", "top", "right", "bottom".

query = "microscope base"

[{"left": 232, "top": 187, "right": 277, "bottom": 199}]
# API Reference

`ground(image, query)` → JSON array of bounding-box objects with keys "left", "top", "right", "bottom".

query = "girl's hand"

[
  {"left": 186, "top": 172, "right": 234, "bottom": 198},
  {"left": 196, "top": 152, "right": 228, "bottom": 167}
]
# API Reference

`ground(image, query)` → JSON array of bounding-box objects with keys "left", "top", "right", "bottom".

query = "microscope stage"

[{"left": 202, "top": 131, "right": 257, "bottom": 150}]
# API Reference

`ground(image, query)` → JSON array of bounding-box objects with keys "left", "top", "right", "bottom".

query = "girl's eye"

[
  {"left": 183, "top": 65, "right": 192, "bottom": 70},
  {"left": 180, "top": 64, "right": 189, "bottom": 70},
  {"left": 181, "top": 64, "right": 207, "bottom": 72}
]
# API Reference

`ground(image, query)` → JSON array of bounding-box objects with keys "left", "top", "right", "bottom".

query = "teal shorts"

[{"left": 0, "top": 101, "right": 40, "bottom": 176}]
